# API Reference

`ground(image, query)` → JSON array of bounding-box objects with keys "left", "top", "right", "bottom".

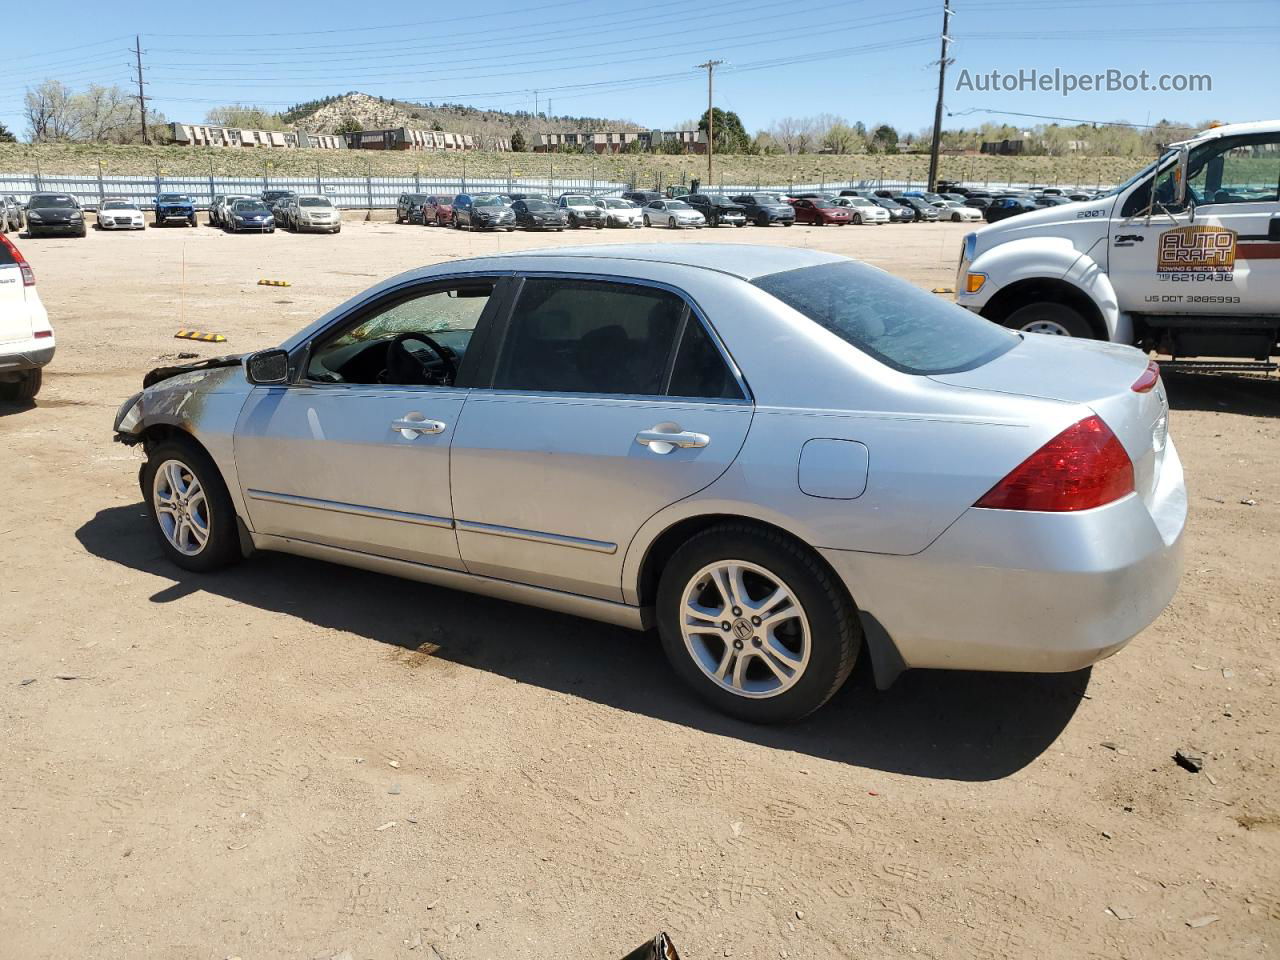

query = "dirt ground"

[{"left": 1, "top": 217, "right": 1277, "bottom": 960}]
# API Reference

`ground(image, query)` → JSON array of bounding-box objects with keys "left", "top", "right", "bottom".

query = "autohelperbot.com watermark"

[{"left": 955, "top": 68, "right": 1212, "bottom": 96}]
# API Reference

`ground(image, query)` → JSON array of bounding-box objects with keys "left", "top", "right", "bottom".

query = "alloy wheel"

[
  {"left": 679, "top": 560, "right": 811, "bottom": 699},
  {"left": 152, "top": 459, "right": 211, "bottom": 556}
]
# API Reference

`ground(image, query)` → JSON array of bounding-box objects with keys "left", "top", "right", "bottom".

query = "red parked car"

[
  {"left": 422, "top": 195, "right": 455, "bottom": 226},
  {"left": 791, "top": 198, "right": 852, "bottom": 226}
]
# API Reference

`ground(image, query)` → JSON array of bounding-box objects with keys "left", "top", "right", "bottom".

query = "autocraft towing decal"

[{"left": 1157, "top": 224, "right": 1236, "bottom": 281}]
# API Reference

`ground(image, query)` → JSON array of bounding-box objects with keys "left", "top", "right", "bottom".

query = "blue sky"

[{"left": 1, "top": 0, "right": 1273, "bottom": 138}]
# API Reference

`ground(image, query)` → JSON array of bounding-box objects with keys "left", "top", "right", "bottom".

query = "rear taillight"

[
  {"left": 975, "top": 415, "right": 1134, "bottom": 512},
  {"left": 0, "top": 233, "right": 34, "bottom": 285},
  {"left": 1131, "top": 359, "right": 1160, "bottom": 393}
]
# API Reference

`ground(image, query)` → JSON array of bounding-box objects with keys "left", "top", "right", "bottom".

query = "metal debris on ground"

[
  {"left": 1174, "top": 749, "right": 1204, "bottom": 773},
  {"left": 1109, "top": 905, "right": 1136, "bottom": 920},
  {"left": 619, "top": 932, "right": 682, "bottom": 960},
  {"left": 174, "top": 330, "right": 227, "bottom": 343},
  {"left": 1186, "top": 914, "right": 1220, "bottom": 929},
  {"left": 375, "top": 821, "right": 397, "bottom": 831},
  {"left": 932, "top": 286, "right": 955, "bottom": 294},
  {"left": 258, "top": 279, "right": 291, "bottom": 287}
]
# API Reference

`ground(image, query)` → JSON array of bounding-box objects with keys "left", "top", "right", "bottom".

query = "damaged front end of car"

[{"left": 112, "top": 354, "right": 245, "bottom": 446}]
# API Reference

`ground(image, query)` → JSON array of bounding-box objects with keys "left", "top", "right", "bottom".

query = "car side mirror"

[{"left": 245, "top": 348, "right": 290, "bottom": 385}]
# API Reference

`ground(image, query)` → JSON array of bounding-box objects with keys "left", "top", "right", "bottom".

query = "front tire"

[
  {"left": 656, "top": 523, "right": 860, "bottom": 723},
  {"left": 853, "top": 214, "right": 862, "bottom": 225},
  {"left": 0, "top": 368, "right": 41, "bottom": 403},
  {"left": 1004, "top": 301, "right": 1095, "bottom": 338},
  {"left": 142, "top": 438, "right": 242, "bottom": 573}
]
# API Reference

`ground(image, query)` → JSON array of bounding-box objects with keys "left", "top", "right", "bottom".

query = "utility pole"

[
  {"left": 533, "top": 90, "right": 538, "bottom": 117},
  {"left": 133, "top": 34, "right": 149, "bottom": 145},
  {"left": 695, "top": 59, "right": 724, "bottom": 187},
  {"left": 926, "top": 1, "right": 953, "bottom": 191}
]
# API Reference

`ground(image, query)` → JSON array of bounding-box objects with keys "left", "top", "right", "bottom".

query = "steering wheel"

[{"left": 382, "top": 331, "right": 457, "bottom": 386}]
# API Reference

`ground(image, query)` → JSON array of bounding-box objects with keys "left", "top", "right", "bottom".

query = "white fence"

[{"left": 0, "top": 172, "right": 1116, "bottom": 209}]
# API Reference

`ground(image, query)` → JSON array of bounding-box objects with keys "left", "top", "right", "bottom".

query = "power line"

[
  {"left": 948, "top": 108, "right": 1167, "bottom": 128},
  {"left": 139, "top": 2, "right": 927, "bottom": 81}
]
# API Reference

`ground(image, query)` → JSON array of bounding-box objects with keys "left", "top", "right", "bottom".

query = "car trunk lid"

[{"left": 929, "top": 334, "right": 1169, "bottom": 507}]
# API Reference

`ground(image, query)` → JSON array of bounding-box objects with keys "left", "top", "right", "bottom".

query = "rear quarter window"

[{"left": 752, "top": 260, "right": 1017, "bottom": 375}]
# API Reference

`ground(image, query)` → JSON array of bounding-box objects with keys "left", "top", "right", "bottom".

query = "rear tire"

[
  {"left": 0, "top": 368, "right": 42, "bottom": 403},
  {"left": 656, "top": 523, "right": 860, "bottom": 724},
  {"left": 1004, "top": 301, "right": 1095, "bottom": 338},
  {"left": 142, "top": 437, "right": 242, "bottom": 573}
]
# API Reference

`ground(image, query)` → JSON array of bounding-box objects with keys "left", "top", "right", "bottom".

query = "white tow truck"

[{"left": 957, "top": 120, "right": 1280, "bottom": 371}]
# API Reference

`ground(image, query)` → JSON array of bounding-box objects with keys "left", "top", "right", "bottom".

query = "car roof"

[{"left": 447, "top": 243, "right": 844, "bottom": 281}]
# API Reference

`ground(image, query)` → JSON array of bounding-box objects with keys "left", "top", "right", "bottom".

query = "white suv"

[{"left": 0, "top": 234, "right": 53, "bottom": 403}]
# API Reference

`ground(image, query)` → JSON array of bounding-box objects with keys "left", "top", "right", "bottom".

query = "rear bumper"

[
  {"left": 0, "top": 342, "right": 55, "bottom": 373},
  {"left": 821, "top": 438, "right": 1186, "bottom": 674}
]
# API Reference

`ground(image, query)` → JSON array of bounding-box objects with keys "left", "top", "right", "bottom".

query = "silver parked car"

[
  {"left": 113, "top": 245, "right": 1185, "bottom": 723},
  {"left": 642, "top": 199, "right": 706, "bottom": 229},
  {"left": 1, "top": 195, "right": 24, "bottom": 233}
]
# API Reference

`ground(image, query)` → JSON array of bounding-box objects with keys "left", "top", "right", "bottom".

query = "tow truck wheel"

[{"left": 1004, "top": 302, "right": 1094, "bottom": 339}]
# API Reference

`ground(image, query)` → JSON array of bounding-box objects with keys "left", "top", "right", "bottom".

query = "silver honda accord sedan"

[{"left": 113, "top": 245, "right": 1186, "bottom": 723}]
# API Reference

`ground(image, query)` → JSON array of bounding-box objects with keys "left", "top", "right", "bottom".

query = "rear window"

[
  {"left": 0, "top": 243, "right": 14, "bottom": 266},
  {"left": 752, "top": 261, "right": 1016, "bottom": 375}
]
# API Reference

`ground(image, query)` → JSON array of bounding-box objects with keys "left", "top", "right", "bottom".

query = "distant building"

[
  {"left": 169, "top": 122, "right": 511, "bottom": 152},
  {"left": 341, "top": 128, "right": 511, "bottom": 152},
  {"left": 981, "top": 138, "right": 1027, "bottom": 156},
  {"left": 534, "top": 129, "right": 706, "bottom": 154},
  {"left": 168, "top": 123, "right": 345, "bottom": 149}
]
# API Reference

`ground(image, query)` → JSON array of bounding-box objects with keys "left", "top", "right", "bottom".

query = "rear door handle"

[
  {"left": 391, "top": 415, "right": 446, "bottom": 438},
  {"left": 636, "top": 427, "right": 710, "bottom": 454}
]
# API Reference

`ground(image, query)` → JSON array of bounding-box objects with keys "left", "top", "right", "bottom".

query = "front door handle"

[
  {"left": 391, "top": 415, "right": 446, "bottom": 438},
  {"left": 636, "top": 426, "right": 710, "bottom": 454}
]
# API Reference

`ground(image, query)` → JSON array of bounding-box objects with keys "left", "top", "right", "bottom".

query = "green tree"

[
  {"left": 0, "top": 121, "right": 15, "bottom": 143},
  {"left": 334, "top": 117, "right": 363, "bottom": 135},
  {"left": 510, "top": 129, "right": 527, "bottom": 152},
  {"left": 869, "top": 124, "right": 900, "bottom": 154},
  {"left": 697, "top": 107, "right": 749, "bottom": 153}
]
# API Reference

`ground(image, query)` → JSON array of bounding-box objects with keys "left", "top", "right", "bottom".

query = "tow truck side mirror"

[{"left": 1173, "top": 145, "right": 1190, "bottom": 209}]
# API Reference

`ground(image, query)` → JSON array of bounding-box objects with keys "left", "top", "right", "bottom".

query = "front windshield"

[
  {"left": 475, "top": 196, "right": 505, "bottom": 207},
  {"left": 32, "top": 196, "right": 76, "bottom": 208},
  {"left": 812, "top": 200, "right": 834, "bottom": 208},
  {"left": 102, "top": 201, "right": 135, "bottom": 210},
  {"left": 234, "top": 202, "right": 267, "bottom": 213},
  {"left": 158, "top": 194, "right": 189, "bottom": 202},
  {"left": 753, "top": 195, "right": 781, "bottom": 203},
  {"left": 603, "top": 199, "right": 634, "bottom": 208},
  {"left": 523, "top": 200, "right": 554, "bottom": 211},
  {"left": 563, "top": 196, "right": 590, "bottom": 204},
  {"left": 666, "top": 200, "right": 691, "bottom": 209},
  {"left": 299, "top": 198, "right": 331, "bottom": 207}
]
